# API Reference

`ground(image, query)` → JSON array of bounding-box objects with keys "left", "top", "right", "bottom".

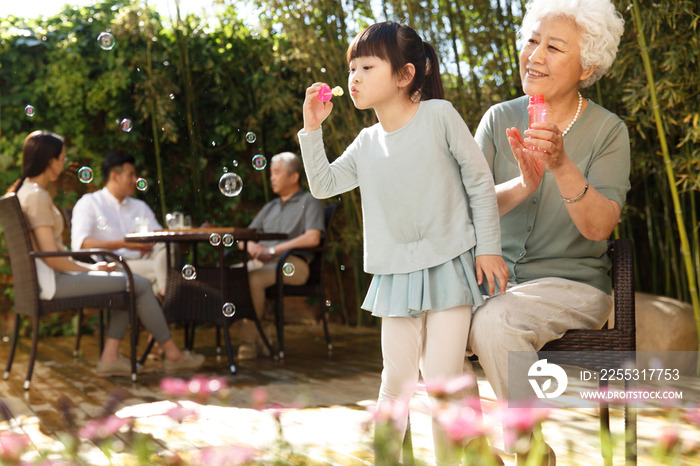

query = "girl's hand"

[
  {"left": 506, "top": 127, "right": 544, "bottom": 191},
  {"left": 475, "top": 255, "right": 509, "bottom": 296},
  {"left": 92, "top": 261, "right": 117, "bottom": 272},
  {"left": 303, "top": 82, "right": 334, "bottom": 133},
  {"left": 522, "top": 122, "right": 570, "bottom": 173}
]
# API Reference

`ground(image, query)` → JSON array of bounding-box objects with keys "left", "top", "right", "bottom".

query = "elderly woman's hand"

[
  {"left": 475, "top": 255, "right": 510, "bottom": 296},
  {"left": 522, "top": 122, "right": 569, "bottom": 172},
  {"left": 507, "top": 127, "right": 545, "bottom": 191}
]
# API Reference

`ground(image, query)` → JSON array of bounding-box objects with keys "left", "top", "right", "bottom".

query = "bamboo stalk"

[
  {"left": 691, "top": 189, "right": 700, "bottom": 294},
  {"left": 145, "top": 23, "right": 168, "bottom": 225},
  {"left": 173, "top": 0, "right": 204, "bottom": 214},
  {"left": 632, "top": 0, "right": 700, "bottom": 372}
]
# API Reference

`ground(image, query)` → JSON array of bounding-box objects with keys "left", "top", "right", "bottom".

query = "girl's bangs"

[{"left": 346, "top": 24, "right": 393, "bottom": 64}]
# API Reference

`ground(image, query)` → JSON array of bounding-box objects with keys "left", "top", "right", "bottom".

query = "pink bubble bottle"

[{"left": 528, "top": 94, "right": 547, "bottom": 129}]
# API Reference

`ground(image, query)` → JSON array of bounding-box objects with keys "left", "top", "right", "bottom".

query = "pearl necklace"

[{"left": 561, "top": 92, "right": 583, "bottom": 137}]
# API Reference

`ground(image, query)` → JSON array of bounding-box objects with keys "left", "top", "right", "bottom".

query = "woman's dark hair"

[
  {"left": 346, "top": 21, "right": 444, "bottom": 101},
  {"left": 9, "top": 130, "right": 64, "bottom": 194}
]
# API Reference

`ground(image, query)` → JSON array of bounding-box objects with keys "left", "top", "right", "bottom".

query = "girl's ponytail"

[{"left": 419, "top": 41, "right": 444, "bottom": 101}]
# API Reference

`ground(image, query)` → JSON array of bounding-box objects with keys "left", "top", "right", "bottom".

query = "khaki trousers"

[
  {"left": 124, "top": 242, "right": 168, "bottom": 296},
  {"left": 239, "top": 255, "right": 310, "bottom": 344},
  {"left": 467, "top": 277, "right": 612, "bottom": 453}
]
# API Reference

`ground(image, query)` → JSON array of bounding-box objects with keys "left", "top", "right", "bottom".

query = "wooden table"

[{"left": 125, "top": 227, "right": 287, "bottom": 373}]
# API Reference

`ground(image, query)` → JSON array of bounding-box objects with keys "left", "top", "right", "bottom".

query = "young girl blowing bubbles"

[{"left": 299, "top": 22, "right": 509, "bottom": 464}]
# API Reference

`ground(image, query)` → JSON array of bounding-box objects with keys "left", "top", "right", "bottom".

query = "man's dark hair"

[{"left": 102, "top": 152, "right": 135, "bottom": 180}]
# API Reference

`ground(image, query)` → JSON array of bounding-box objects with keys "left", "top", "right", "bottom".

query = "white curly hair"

[{"left": 519, "top": 0, "right": 625, "bottom": 88}]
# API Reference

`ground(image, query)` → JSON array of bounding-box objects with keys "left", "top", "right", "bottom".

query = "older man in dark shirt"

[{"left": 239, "top": 152, "right": 325, "bottom": 359}]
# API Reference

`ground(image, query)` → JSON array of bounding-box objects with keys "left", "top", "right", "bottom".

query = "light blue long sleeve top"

[{"left": 298, "top": 99, "right": 501, "bottom": 275}]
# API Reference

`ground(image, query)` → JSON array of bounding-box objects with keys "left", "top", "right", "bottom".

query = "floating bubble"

[
  {"left": 24, "top": 105, "right": 35, "bottom": 117},
  {"left": 222, "top": 302, "right": 236, "bottom": 317},
  {"left": 136, "top": 178, "right": 148, "bottom": 191},
  {"left": 120, "top": 118, "right": 133, "bottom": 132},
  {"left": 218, "top": 172, "right": 243, "bottom": 197},
  {"left": 97, "top": 32, "right": 115, "bottom": 50},
  {"left": 252, "top": 155, "right": 267, "bottom": 171},
  {"left": 222, "top": 234, "right": 234, "bottom": 247},
  {"left": 340, "top": 265, "right": 345, "bottom": 271},
  {"left": 209, "top": 233, "right": 221, "bottom": 246},
  {"left": 332, "top": 86, "right": 344, "bottom": 97},
  {"left": 169, "top": 93, "right": 175, "bottom": 99},
  {"left": 96, "top": 216, "right": 108, "bottom": 230},
  {"left": 78, "top": 167, "right": 94, "bottom": 183},
  {"left": 181, "top": 264, "right": 197, "bottom": 280},
  {"left": 245, "top": 132, "right": 256, "bottom": 143},
  {"left": 282, "top": 262, "right": 295, "bottom": 277},
  {"left": 325, "top": 300, "right": 331, "bottom": 307},
  {"left": 232, "top": 160, "right": 238, "bottom": 167}
]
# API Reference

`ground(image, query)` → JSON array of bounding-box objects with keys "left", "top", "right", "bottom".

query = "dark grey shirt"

[{"left": 248, "top": 189, "right": 325, "bottom": 261}]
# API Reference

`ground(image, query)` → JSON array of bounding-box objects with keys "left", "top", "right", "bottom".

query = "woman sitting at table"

[{"left": 8, "top": 130, "right": 205, "bottom": 377}]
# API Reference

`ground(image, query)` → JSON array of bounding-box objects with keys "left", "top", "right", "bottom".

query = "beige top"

[{"left": 16, "top": 181, "right": 67, "bottom": 252}]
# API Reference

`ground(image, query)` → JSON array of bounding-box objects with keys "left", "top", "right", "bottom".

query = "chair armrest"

[
  {"left": 610, "top": 238, "right": 635, "bottom": 336},
  {"left": 30, "top": 249, "right": 137, "bottom": 290}
]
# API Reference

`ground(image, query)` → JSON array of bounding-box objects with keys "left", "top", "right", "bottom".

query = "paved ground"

[{"left": 0, "top": 322, "right": 698, "bottom": 465}]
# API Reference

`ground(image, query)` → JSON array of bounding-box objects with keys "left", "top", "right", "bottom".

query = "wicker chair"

[
  {"left": 265, "top": 204, "right": 338, "bottom": 359},
  {"left": 0, "top": 193, "right": 139, "bottom": 389},
  {"left": 538, "top": 238, "right": 637, "bottom": 465}
]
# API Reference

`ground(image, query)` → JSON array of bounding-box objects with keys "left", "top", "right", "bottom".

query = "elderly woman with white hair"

[{"left": 467, "top": 0, "right": 629, "bottom": 463}]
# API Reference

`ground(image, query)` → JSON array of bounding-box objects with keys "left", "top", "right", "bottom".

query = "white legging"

[{"left": 378, "top": 305, "right": 473, "bottom": 466}]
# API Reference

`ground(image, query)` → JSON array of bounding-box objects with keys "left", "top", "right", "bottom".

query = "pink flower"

[
  {"left": 166, "top": 403, "right": 199, "bottom": 423},
  {"left": 367, "top": 398, "right": 410, "bottom": 430},
  {"left": 424, "top": 374, "right": 476, "bottom": 399},
  {"left": 684, "top": 405, "right": 700, "bottom": 426},
  {"left": 0, "top": 433, "right": 29, "bottom": 461},
  {"left": 252, "top": 387, "right": 268, "bottom": 410},
  {"left": 437, "top": 404, "right": 490, "bottom": 444},
  {"left": 78, "top": 415, "right": 131, "bottom": 440},
  {"left": 192, "top": 444, "right": 257, "bottom": 465},
  {"left": 160, "top": 377, "right": 190, "bottom": 397},
  {"left": 160, "top": 376, "right": 227, "bottom": 400},
  {"left": 658, "top": 426, "right": 680, "bottom": 453},
  {"left": 493, "top": 403, "right": 550, "bottom": 434}
]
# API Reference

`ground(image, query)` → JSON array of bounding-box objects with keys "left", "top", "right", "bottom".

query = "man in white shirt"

[{"left": 71, "top": 152, "right": 167, "bottom": 297}]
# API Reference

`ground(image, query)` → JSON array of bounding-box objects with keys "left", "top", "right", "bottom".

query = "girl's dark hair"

[
  {"left": 346, "top": 21, "right": 444, "bottom": 101},
  {"left": 8, "top": 130, "right": 64, "bottom": 194}
]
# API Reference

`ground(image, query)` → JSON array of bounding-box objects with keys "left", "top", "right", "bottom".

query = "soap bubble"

[
  {"left": 232, "top": 160, "right": 238, "bottom": 167},
  {"left": 222, "top": 302, "right": 236, "bottom": 317},
  {"left": 136, "top": 178, "right": 148, "bottom": 191},
  {"left": 24, "top": 105, "right": 35, "bottom": 117},
  {"left": 282, "top": 262, "right": 295, "bottom": 277},
  {"left": 340, "top": 265, "right": 345, "bottom": 271},
  {"left": 169, "top": 93, "right": 175, "bottom": 99},
  {"left": 245, "top": 132, "right": 256, "bottom": 143},
  {"left": 120, "top": 118, "right": 133, "bottom": 132},
  {"left": 252, "top": 155, "right": 267, "bottom": 171},
  {"left": 325, "top": 300, "right": 331, "bottom": 307},
  {"left": 181, "top": 264, "right": 197, "bottom": 280},
  {"left": 218, "top": 173, "right": 243, "bottom": 197},
  {"left": 78, "top": 167, "right": 94, "bottom": 183},
  {"left": 209, "top": 233, "right": 221, "bottom": 246},
  {"left": 97, "top": 32, "right": 115, "bottom": 50},
  {"left": 223, "top": 166, "right": 228, "bottom": 173},
  {"left": 222, "top": 234, "right": 234, "bottom": 247},
  {"left": 96, "top": 216, "right": 108, "bottom": 230}
]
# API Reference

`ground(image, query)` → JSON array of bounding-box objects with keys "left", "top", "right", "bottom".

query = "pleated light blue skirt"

[{"left": 361, "top": 249, "right": 484, "bottom": 318}]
